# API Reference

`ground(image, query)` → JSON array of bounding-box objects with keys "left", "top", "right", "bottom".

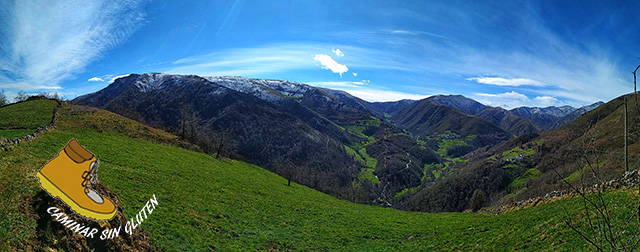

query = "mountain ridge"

[
  {"left": 74, "top": 73, "right": 444, "bottom": 205},
  {"left": 397, "top": 92, "right": 639, "bottom": 212},
  {"left": 364, "top": 94, "right": 603, "bottom": 136}
]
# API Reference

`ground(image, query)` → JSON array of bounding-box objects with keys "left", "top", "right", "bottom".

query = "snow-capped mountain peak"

[{"left": 133, "top": 73, "right": 172, "bottom": 92}]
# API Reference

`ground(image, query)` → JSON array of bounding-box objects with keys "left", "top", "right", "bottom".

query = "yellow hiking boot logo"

[{"left": 35, "top": 139, "right": 117, "bottom": 221}]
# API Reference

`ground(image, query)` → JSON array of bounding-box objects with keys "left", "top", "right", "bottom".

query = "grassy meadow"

[{"left": 0, "top": 101, "right": 637, "bottom": 251}]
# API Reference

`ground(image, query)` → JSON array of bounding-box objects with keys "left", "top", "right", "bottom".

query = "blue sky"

[{"left": 1, "top": 0, "right": 639, "bottom": 108}]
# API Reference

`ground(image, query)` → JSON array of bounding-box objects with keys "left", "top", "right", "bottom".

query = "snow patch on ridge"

[{"left": 134, "top": 73, "right": 171, "bottom": 93}]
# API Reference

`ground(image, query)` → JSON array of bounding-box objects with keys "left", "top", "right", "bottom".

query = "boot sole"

[{"left": 36, "top": 171, "right": 116, "bottom": 221}]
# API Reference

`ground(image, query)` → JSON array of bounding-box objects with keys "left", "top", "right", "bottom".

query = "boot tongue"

[{"left": 86, "top": 189, "right": 104, "bottom": 204}]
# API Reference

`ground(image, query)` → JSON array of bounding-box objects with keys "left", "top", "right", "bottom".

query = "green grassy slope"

[
  {"left": 0, "top": 99, "right": 58, "bottom": 140},
  {"left": 0, "top": 101, "right": 636, "bottom": 251},
  {"left": 0, "top": 99, "right": 58, "bottom": 129}
]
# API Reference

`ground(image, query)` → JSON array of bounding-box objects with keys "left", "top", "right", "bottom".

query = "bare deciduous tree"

[
  {"left": 554, "top": 61, "right": 640, "bottom": 251},
  {"left": 14, "top": 91, "right": 28, "bottom": 102},
  {"left": 0, "top": 89, "right": 7, "bottom": 106},
  {"left": 214, "top": 129, "right": 233, "bottom": 159},
  {"left": 180, "top": 104, "right": 199, "bottom": 142}
]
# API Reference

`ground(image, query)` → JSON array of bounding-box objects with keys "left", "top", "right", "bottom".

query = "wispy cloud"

[
  {"left": 0, "top": 82, "right": 62, "bottom": 90},
  {"left": 345, "top": 89, "right": 430, "bottom": 102},
  {"left": 308, "top": 81, "right": 369, "bottom": 88},
  {"left": 389, "top": 29, "right": 455, "bottom": 41},
  {"left": 474, "top": 91, "right": 563, "bottom": 109},
  {"left": 308, "top": 81, "right": 428, "bottom": 102},
  {"left": 88, "top": 77, "right": 104, "bottom": 82},
  {"left": 167, "top": 43, "right": 322, "bottom": 77},
  {"left": 313, "top": 54, "right": 349, "bottom": 77},
  {"left": 167, "top": 12, "right": 626, "bottom": 108},
  {"left": 466, "top": 77, "right": 544, "bottom": 87},
  {"left": 325, "top": 7, "right": 630, "bottom": 107},
  {"left": 0, "top": 0, "right": 145, "bottom": 94},
  {"left": 476, "top": 91, "right": 529, "bottom": 100}
]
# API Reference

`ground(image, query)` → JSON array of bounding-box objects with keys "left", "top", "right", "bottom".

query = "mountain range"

[
  {"left": 399, "top": 92, "right": 639, "bottom": 212},
  {"left": 373, "top": 94, "right": 603, "bottom": 136},
  {"left": 73, "top": 73, "right": 604, "bottom": 208}
]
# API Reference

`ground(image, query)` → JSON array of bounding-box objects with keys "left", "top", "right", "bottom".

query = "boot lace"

[{"left": 81, "top": 160, "right": 98, "bottom": 194}]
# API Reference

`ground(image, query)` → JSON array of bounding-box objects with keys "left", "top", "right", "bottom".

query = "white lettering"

[
  {"left": 50, "top": 212, "right": 63, "bottom": 220},
  {"left": 125, "top": 221, "right": 134, "bottom": 235},
  {"left": 57, "top": 216, "right": 75, "bottom": 227},
  {"left": 45, "top": 194, "right": 159, "bottom": 240},
  {"left": 109, "top": 225, "right": 121, "bottom": 239},
  {"left": 87, "top": 228, "right": 98, "bottom": 239},
  {"left": 139, "top": 207, "right": 148, "bottom": 219},
  {"left": 69, "top": 222, "right": 85, "bottom": 233},
  {"left": 148, "top": 194, "right": 158, "bottom": 213},
  {"left": 131, "top": 216, "right": 139, "bottom": 230},
  {"left": 78, "top": 226, "right": 90, "bottom": 237},
  {"left": 100, "top": 229, "right": 109, "bottom": 240}
]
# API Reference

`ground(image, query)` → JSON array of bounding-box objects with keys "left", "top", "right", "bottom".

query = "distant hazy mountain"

[
  {"left": 475, "top": 106, "right": 542, "bottom": 136},
  {"left": 389, "top": 98, "right": 512, "bottom": 146},
  {"left": 545, "top": 101, "right": 605, "bottom": 130},
  {"left": 509, "top": 105, "right": 575, "bottom": 129},
  {"left": 428, "top": 95, "right": 485, "bottom": 115},
  {"left": 364, "top": 99, "right": 416, "bottom": 118},
  {"left": 423, "top": 94, "right": 602, "bottom": 134},
  {"left": 426, "top": 95, "right": 539, "bottom": 136}
]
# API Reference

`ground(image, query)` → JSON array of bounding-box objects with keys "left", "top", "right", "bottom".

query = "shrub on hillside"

[
  {"left": 470, "top": 189, "right": 485, "bottom": 212},
  {"left": 447, "top": 145, "right": 474, "bottom": 158}
]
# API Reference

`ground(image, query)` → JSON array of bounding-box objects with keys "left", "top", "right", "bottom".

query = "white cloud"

[
  {"left": 313, "top": 54, "right": 349, "bottom": 77},
  {"left": 329, "top": 13, "right": 626, "bottom": 107},
  {"left": 308, "top": 81, "right": 369, "bottom": 88},
  {"left": 332, "top": 48, "right": 344, "bottom": 57},
  {"left": 533, "top": 96, "right": 560, "bottom": 106},
  {"left": 308, "top": 81, "right": 428, "bottom": 102},
  {"left": 352, "top": 72, "right": 358, "bottom": 77},
  {"left": 0, "top": 0, "right": 145, "bottom": 92},
  {"left": 345, "top": 89, "right": 429, "bottom": 102},
  {"left": 466, "top": 77, "right": 544, "bottom": 87},
  {"left": 86, "top": 74, "right": 129, "bottom": 83},
  {"left": 476, "top": 91, "right": 529, "bottom": 100},
  {"left": 110, "top": 74, "right": 131, "bottom": 82},
  {"left": 474, "top": 91, "right": 563, "bottom": 109}
]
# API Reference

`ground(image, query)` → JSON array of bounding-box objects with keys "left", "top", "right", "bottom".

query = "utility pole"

[
  {"left": 625, "top": 97, "right": 629, "bottom": 172},
  {"left": 632, "top": 61, "right": 640, "bottom": 173},
  {"left": 634, "top": 59, "right": 640, "bottom": 97}
]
